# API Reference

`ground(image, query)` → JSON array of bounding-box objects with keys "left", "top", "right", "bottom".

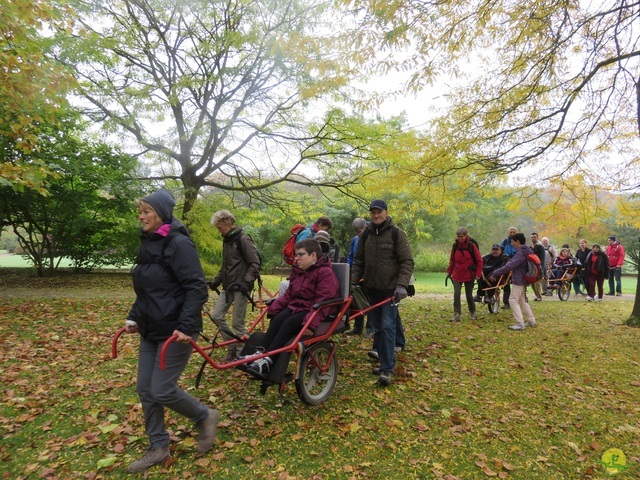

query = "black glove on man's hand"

[
  {"left": 240, "top": 281, "right": 252, "bottom": 295},
  {"left": 208, "top": 280, "right": 221, "bottom": 291},
  {"left": 394, "top": 286, "right": 408, "bottom": 301},
  {"left": 407, "top": 285, "right": 416, "bottom": 297}
]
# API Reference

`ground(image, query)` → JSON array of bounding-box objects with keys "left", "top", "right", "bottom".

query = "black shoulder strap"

[{"left": 361, "top": 226, "right": 399, "bottom": 256}]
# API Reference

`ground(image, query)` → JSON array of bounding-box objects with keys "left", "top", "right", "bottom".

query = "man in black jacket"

[{"left": 475, "top": 244, "right": 509, "bottom": 301}]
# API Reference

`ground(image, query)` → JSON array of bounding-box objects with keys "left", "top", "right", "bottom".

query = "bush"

[
  {"left": 0, "top": 229, "right": 19, "bottom": 253},
  {"left": 414, "top": 245, "right": 450, "bottom": 273}
]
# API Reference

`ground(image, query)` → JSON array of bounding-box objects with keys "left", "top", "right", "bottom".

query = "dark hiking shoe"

[
  {"left": 126, "top": 446, "right": 171, "bottom": 473},
  {"left": 197, "top": 408, "right": 220, "bottom": 453},
  {"left": 378, "top": 371, "right": 392, "bottom": 386}
]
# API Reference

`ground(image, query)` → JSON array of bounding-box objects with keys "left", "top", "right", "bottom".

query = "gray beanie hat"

[
  {"left": 141, "top": 188, "right": 175, "bottom": 224},
  {"left": 315, "top": 230, "right": 331, "bottom": 244}
]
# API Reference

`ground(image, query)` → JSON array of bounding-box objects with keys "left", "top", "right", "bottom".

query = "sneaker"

[
  {"left": 378, "top": 371, "right": 392, "bottom": 386},
  {"left": 502, "top": 304, "right": 511, "bottom": 310},
  {"left": 525, "top": 321, "right": 537, "bottom": 328},
  {"left": 197, "top": 408, "right": 220, "bottom": 453},
  {"left": 126, "top": 446, "right": 171, "bottom": 473},
  {"left": 508, "top": 324, "right": 525, "bottom": 331},
  {"left": 543, "top": 292, "right": 553, "bottom": 296},
  {"left": 534, "top": 297, "right": 542, "bottom": 302},
  {"left": 587, "top": 296, "right": 594, "bottom": 302},
  {"left": 237, "top": 348, "right": 264, "bottom": 362},
  {"left": 247, "top": 357, "right": 272, "bottom": 376},
  {"left": 346, "top": 329, "right": 362, "bottom": 335},
  {"left": 394, "top": 346, "right": 403, "bottom": 353},
  {"left": 469, "top": 311, "right": 477, "bottom": 320},
  {"left": 606, "top": 292, "right": 615, "bottom": 296},
  {"left": 597, "top": 298, "right": 603, "bottom": 302},
  {"left": 372, "top": 367, "right": 382, "bottom": 375},
  {"left": 367, "top": 350, "right": 379, "bottom": 360},
  {"left": 450, "top": 312, "right": 461, "bottom": 322},
  {"left": 616, "top": 293, "right": 622, "bottom": 296},
  {"left": 473, "top": 295, "right": 481, "bottom": 302}
]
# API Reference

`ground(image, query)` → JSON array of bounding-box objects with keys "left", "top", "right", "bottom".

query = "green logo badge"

[{"left": 601, "top": 448, "right": 630, "bottom": 476}]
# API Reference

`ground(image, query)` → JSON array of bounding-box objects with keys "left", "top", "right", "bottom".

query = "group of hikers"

[
  {"left": 121, "top": 189, "right": 413, "bottom": 472},
  {"left": 447, "top": 226, "right": 626, "bottom": 331},
  {"left": 119, "top": 188, "right": 626, "bottom": 473}
]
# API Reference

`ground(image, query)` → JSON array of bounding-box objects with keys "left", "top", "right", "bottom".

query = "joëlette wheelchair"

[
  {"left": 480, "top": 271, "right": 512, "bottom": 314},
  {"left": 112, "top": 263, "right": 394, "bottom": 405},
  {"left": 547, "top": 266, "right": 577, "bottom": 301}
]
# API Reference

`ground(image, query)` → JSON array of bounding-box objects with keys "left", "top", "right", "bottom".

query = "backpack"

[
  {"left": 452, "top": 237, "right": 480, "bottom": 255},
  {"left": 524, "top": 253, "right": 543, "bottom": 285},
  {"left": 235, "top": 233, "right": 262, "bottom": 269},
  {"left": 452, "top": 238, "right": 480, "bottom": 272},
  {"left": 282, "top": 223, "right": 308, "bottom": 265}
]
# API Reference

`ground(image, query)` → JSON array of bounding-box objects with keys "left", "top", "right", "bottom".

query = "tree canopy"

[
  {"left": 0, "top": 0, "right": 75, "bottom": 193},
  {"left": 56, "top": 0, "right": 383, "bottom": 216},
  {"left": 344, "top": 0, "right": 640, "bottom": 188}
]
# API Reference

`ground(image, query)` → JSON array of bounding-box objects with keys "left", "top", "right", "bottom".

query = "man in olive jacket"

[
  {"left": 351, "top": 200, "right": 414, "bottom": 386},
  {"left": 209, "top": 210, "right": 262, "bottom": 361}
]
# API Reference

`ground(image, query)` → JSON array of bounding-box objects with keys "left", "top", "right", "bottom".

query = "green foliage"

[
  {"left": 0, "top": 0, "right": 75, "bottom": 193},
  {"left": 0, "top": 113, "right": 143, "bottom": 276},
  {"left": 413, "top": 247, "right": 450, "bottom": 273},
  {"left": 58, "top": 0, "right": 369, "bottom": 216},
  {"left": 0, "top": 229, "right": 19, "bottom": 253}
]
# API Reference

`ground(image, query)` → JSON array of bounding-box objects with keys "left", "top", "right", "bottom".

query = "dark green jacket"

[
  {"left": 350, "top": 217, "right": 414, "bottom": 292},
  {"left": 213, "top": 226, "right": 261, "bottom": 290}
]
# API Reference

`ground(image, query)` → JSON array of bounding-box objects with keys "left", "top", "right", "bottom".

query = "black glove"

[
  {"left": 394, "top": 286, "right": 408, "bottom": 301},
  {"left": 407, "top": 285, "right": 415, "bottom": 297},
  {"left": 240, "top": 281, "right": 252, "bottom": 296},
  {"left": 208, "top": 279, "right": 221, "bottom": 291}
]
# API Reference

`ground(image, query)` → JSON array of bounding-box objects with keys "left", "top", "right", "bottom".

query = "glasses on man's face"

[{"left": 295, "top": 252, "right": 308, "bottom": 258}]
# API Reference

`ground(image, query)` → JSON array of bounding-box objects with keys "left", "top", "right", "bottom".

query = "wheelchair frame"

[{"left": 112, "top": 264, "right": 394, "bottom": 405}]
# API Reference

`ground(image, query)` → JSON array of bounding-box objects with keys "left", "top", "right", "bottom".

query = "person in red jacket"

[
  {"left": 605, "top": 235, "right": 625, "bottom": 296},
  {"left": 447, "top": 227, "right": 483, "bottom": 322},
  {"left": 247, "top": 239, "right": 339, "bottom": 376}
]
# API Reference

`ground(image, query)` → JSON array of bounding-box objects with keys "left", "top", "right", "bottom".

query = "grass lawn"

[{"left": 1, "top": 271, "right": 639, "bottom": 479}]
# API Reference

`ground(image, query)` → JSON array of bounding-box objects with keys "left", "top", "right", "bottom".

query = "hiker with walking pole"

[{"left": 447, "top": 227, "right": 483, "bottom": 322}]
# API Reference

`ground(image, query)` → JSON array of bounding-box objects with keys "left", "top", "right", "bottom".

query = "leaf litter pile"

[{"left": 1, "top": 275, "right": 640, "bottom": 479}]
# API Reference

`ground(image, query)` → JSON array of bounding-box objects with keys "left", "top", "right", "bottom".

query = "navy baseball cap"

[{"left": 369, "top": 199, "right": 388, "bottom": 211}]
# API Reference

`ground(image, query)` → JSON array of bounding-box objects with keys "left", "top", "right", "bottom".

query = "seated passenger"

[
  {"left": 549, "top": 247, "right": 576, "bottom": 286},
  {"left": 475, "top": 244, "right": 509, "bottom": 301},
  {"left": 247, "top": 239, "right": 339, "bottom": 376}
]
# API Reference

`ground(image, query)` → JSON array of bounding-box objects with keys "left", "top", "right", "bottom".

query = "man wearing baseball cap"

[
  {"left": 350, "top": 199, "right": 414, "bottom": 386},
  {"left": 475, "top": 244, "right": 509, "bottom": 302}
]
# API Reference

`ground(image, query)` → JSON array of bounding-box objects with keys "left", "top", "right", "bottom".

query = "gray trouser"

[
  {"left": 137, "top": 336, "right": 208, "bottom": 447},
  {"left": 210, "top": 290, "right": 248, "bottom": 341}
]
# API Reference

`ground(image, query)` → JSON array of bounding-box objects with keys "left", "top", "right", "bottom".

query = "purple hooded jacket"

[
  {"left": 267, "top": 255, "right": 339, "bottom": 328},
  {"left": 493, "top": 245, "right": 534, "bottom": 286}
]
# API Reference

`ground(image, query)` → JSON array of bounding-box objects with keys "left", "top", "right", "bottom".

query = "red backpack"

[
  {"left": 524, "top": 253, "right": 543, "bottom": 284},
  {"left": 282, "top": 224, "right": 307, "bottom": 265}
]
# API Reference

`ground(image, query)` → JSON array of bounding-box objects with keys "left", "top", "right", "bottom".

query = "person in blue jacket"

[
  {"left": 499, "top": 226, "right": 519, "bottom": 309},
  {"left": 123, "top": 189, "right": 219, "bottom": 473}
]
